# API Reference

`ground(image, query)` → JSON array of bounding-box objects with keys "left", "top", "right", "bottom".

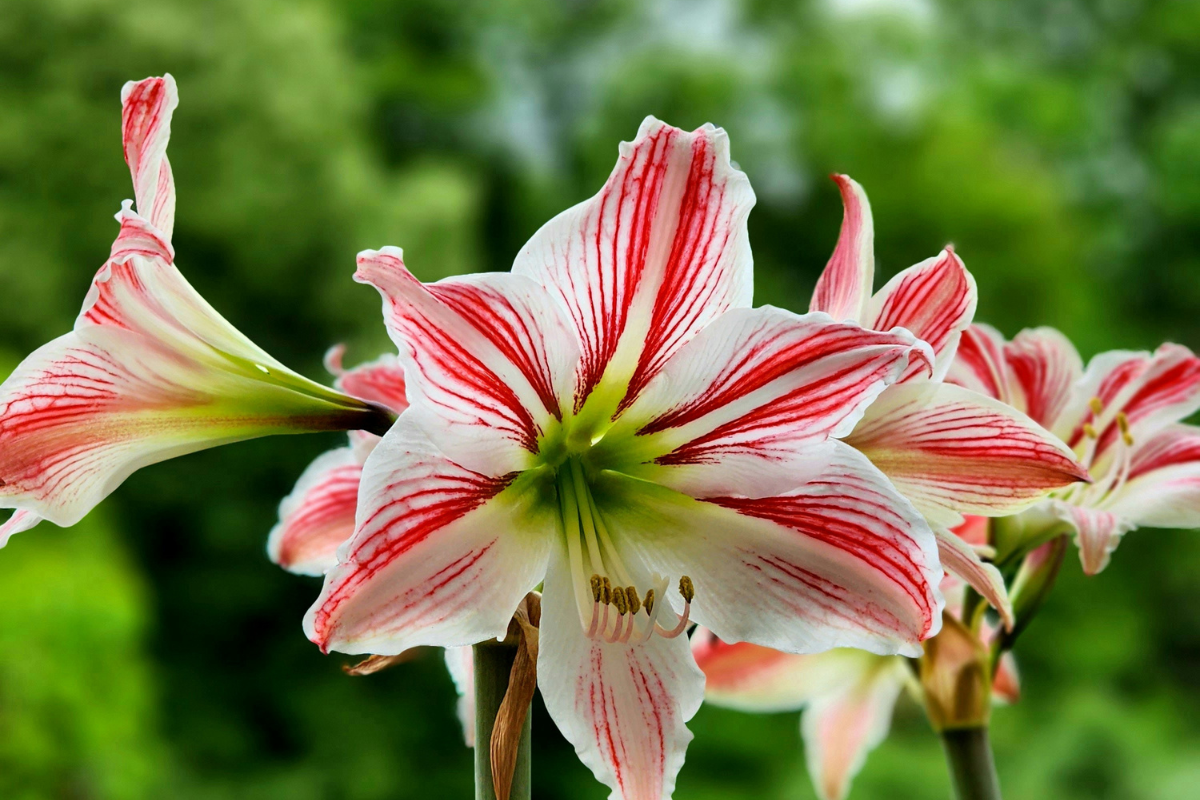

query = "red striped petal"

[
  {"left": 513, "top": 118, "right": 754, "bottom": 414},
  {"left": 304, "top": 417, "right": 552, "bottom": 654},
  {"left": 810, "top": 175, "right": 874, "bottom": 324},
  {"left": 269, "top": 445, "right": 367, "bottom": 576},
  {"left": 1003, "top": 327, "right": 1082, "bottom": 429},
  {"left": 356, "top": 249, "right": 578, "bottom": 475},
  {"left": 932, "top": 524, "right": 1013, "bottom": 631},
  {"left": 0, "top": 509, "right": 42, "bottom": 549},
  {"left": 866, "top": 248, "right": 976, "bottom": 382},
  {"left": 1104, "top": 423, "right": 1200, "bottom": 531},
  {"left": 847, "top": 383, "right": 1088, "bottom": 527},
  {"left": 1053, "top": 503, "right": 1134, "bottom": 576},
  {"left": 121, "top": 75, "right": 178, "bottom": 238},
  {"left": 946, "top": 323, "right": 1011, "bottom": 404},
  {"left": 324, "top": 346, "right": 408, "bottom": 415}
]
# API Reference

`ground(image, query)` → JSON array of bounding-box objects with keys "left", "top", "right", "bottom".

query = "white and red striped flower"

[
  {"left": 949, "top": 324, "right": 1200, "bottom": 574},
  {"left": 809, "top": 176, "right": 1087, "bottom": 621},
  {"left": 0, "top": 75, "right": 390, "bottom": 540},
  {"left": 306, "top": 120, "right": 948, "bottom": 799},
  {"left": 691, "top": 520, "right": 1020, "bottom": 800}
]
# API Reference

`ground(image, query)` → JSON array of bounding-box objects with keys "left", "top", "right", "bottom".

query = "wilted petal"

[
  {"left": 304, "top": 416, "right": 553, "bottom": 655},
  {"left": 356, "top": 249, "right": 579, "bottom": 475},
  {"left": 513, "top": 118, "right": 754, "bottom": 414},
  {"left": 444, "top": 646, "right": 476, "bottom": 747},
  {"left": 611, "top": 307, "right": 931, "bottom": 498},
  {"left": 1003, "top": 327, "right": 1082, "bottom": 429},
  {"left": 0, "top": 509, "right": 42, "bottom": 549},
  {"left": 268, "top": 446, "right": 366, "bottom": 576},
  {"left": 846, "top": 382, "right": 1087, "bottom": 527},
  {"left": 865, "top": 248, "right": 976, "bottom": 382},
  {"left": 600, "top": 442, "right": 943, "bottom": 658},
  {"left": 810, "top": 175, "right": 874, "bottom": 324},
  {"left": 932, "top": 525, "right": 1013, "bottom": 631},
  {"left": 1054, "top": 503, "right": 1134, "bottom": 576},
  {"left": 538, "top": 547, "right": 703, "bottom": 800}
]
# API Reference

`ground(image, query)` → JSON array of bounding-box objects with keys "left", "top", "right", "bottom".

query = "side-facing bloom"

[
  {"left": 949, "top": 324, "right": 1200, "bottom": 574},
  {"left": 692, "top": 521, "right": 1019, "bottom": 800},
  {"left": 0, "top": 75, "right": 390, "bottom": 542},
  {"left": 307, "top": 119, "right": 948, "bottom": 799},
  {"left": 808, "top": 176, "right": 1089, "bottom": 621}
]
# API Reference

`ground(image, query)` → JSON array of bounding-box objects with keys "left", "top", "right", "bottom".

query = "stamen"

[
  {"left": 606, "top": 587, "right": 628, "bottom": 643},
  {"left": 600, "top": 577, "right": 612, "bottom": 605},
  {"left": 590, "top": 574, "right": 603, "bottom": 603},
  {"left": 643, "top": 589, "right": 655, "bottom": 616},
  {"left": 625, "top": 586, "right": 641, "bottom": 615},
  {"left": 1089, "top": 397, "right": 1104, "bottom": 416},
  {"left": 679, "top": 575, "right": 695, "bottom": 603},
  {"left": 1117, "top": 411, "right": 1134, "bottom": 446},
  {"left": 656, "top": 576, "right": 694, "bottom": 639},
  {"left": 1083, "top": 422, "right": 1098, "bottom": 439}
]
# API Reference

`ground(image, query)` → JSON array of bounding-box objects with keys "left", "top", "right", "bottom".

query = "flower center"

[
  {"left": 1059, "top": 397, "right": 1134, "bottom": 508},
  {"left": 554, "top": 456, "right": 692, "bottom": 644}
]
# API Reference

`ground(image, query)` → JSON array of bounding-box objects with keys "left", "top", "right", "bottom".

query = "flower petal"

[
  {"left": 810, "top": 175, "right": 874, "bottom": 324},
  {"left": 846, "top": 382, "right": 1088, "bottom": 527},
  {"left": 945, "top": 323, "right": 1011, "bottom": 404},
  {"left": 0, "top": 509, "right": 42, "bottom": 549},
  {"left": 598, "top": 442, "right": 943, "bottom": 657},
  {"left": 992, "top": 652, "right": 1020, "bottom": 705},
  {"left": 304, "top": 415, "right": 553, "bottom": 655},
  {"left": 538, "top": 545, "right": 703, "bottom": 800},
  {"left": 512, "top": 118, "right": 754, "bottom": 413},
  {"left": 801, "top": 657, "right": 907, "bottom": 800},
  {"left": 325, "top": 346, "right": 409, "bottom": 415},
  {"left": 931, "top": 524, "right": 1013, "bottom": 631},
  {"left": 121, "top": 75, "right": 177, "bottom": 238},
  {"left": 355, "top": 249, "right": 579, "bottom": 475},
  {"left": 444, "top": 646, "right": 476, "bottom": 747},
  {"left": 865, "top": 248, "right": 976, "bottom": 382},
  {"left": 268, "top": 445, "right": 367, "bottom": 576},
  {"left": 1053, "top": 503, "right": 1135, "bottom": 576},
  {"left": 1003, "top": 327, "right": 1082, "bottom": 429},
  {"left": 609, "top": 307, "right": 931, "bottom": 496},
  {"left": 1106, "top": 423, "right": 1200, "bottom": 529}
]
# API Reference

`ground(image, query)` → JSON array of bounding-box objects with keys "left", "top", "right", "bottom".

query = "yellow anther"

[
  {"left": 611, "top": 586, "right": 629, "bottom": 615},
  {"left": 600, "top": 577, "right": 612, "bottom": 605},
  {"left": 679, "top": 575, "right": 695, "bottom": 603},
  {"left": 643, "top": 589, "right": 655, "bottom": 615},
  {"left": 1089, "top": 397, "right": 1104, "bottom": 416},
  {"left": 625, "top": 586, "right": 641, "bottom": 615},
  {"left": 590, "top": 574, "right": 603, "bottom": 603},
  {"left": 1083, "top": 423, "right": 1098, "bottom": 439},
  {"left": 1116, "top": 413, "right": 1134, "bottom": 445}
]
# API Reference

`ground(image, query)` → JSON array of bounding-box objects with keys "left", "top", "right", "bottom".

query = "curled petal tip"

[{"left": 323, "top": 343, "right": 347, "bottom": 376}]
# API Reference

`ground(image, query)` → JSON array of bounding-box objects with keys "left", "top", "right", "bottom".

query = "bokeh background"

[{"left": 2, "top": 0, "right": 1199, "bottom": 797}]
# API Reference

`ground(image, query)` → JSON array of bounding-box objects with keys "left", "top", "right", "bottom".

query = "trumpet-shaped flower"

[
  {"left": 0, "top": 75, "right": 391, "bottom": 538},
  {"left": 809, "top": 176, "right": 1088, "bottom": 622},
  {"left": 949, "top": 324, "right": 1200, "bottom": 574},
  {"left": 306, "top": 119, "right": 949, "bottom": 799},
  {"left": 692, "top": 520, "right": 1019, "bottom": 800}
]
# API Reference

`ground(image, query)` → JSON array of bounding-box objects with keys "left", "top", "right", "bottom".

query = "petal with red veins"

[
  {"left": 0, "top": 509, "right": 42, "bottom": 548},
  {"left": 1053, "top": 503, "right": 1135, "bottom": 576},
  {"left": 1106, "top": 423, "right": 1200, "bottom": 529},
  {"left": 950, "top": 514, "right": 990, "bottom": 549},
  {"left": 801, "top": 657, "right": 908, "bottom": 800},
  {"left": 304, "top": 416, "right": 553, "bottom": 655},
  {"left": 931, "top": 524, "right": 1013, "bottom": 631},
  {"left": 538, "top": 546, "right": 703, "bottom": 800},
  {"left": 121, "top": 75, "right": 177, "bottom": 238},
  {"left": 845, "top": 382, "right": 1088, "bottom": 528},
  {"left": 325, "top": 347, "right": 408, "bottom": 415},
  {"left": 356, "top": 250, "right": 579, "bottom": 475},
  {"left": 512, "top": 118, "right": 754, "bottom": 413},
  {"left": 268, "top": 444, "right": 370, "bottom": 576},
  {"left": 608, "top": 307, "right": 931, "bottom": 495},
  {"left": 946, "top": 323, "right": 1011, "bottom": 404},
  {"left": 596, "top": 442, "right": 943, "bottom": 657},
  {"left": 866, "top": 248, "right": 976, "bottom": 383},
  {"left": 810, "top": 175, "right": 874, "bottom": 324},
  {"left": 444, "top": 646, "right": 476, "bottom": 747},
  {"left": 1003, "top": 327, "right": 1082, "bottom": 429}
]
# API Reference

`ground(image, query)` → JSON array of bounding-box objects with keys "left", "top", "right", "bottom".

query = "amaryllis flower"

[
  {"left": 305, "top": 119, "right": 948, "bottom": 799},
  {"left": 949, "top": 324, "right": 1200, "bottom": 574},
  {"left": 809, "top": 176, "right": 1088, "bottom": 621},
  {"left": 693, "top": 520, "right": 1019, "bottom": 800},
  {"left": 0, "top": 75, "right": 391, "bottom": 540}
]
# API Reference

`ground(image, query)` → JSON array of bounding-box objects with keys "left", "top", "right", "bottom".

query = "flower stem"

[
  {"left": 941, "top": 726, "right": 1003, "bottom": 800},
  {"left": 474, "top": 641, "right": 532, "bottom": 800}
]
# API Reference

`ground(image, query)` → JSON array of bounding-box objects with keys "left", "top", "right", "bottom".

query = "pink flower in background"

[
  {"left": 950, "top": 324, "right": 1200, "bottom": 574},
  {"left": 809, "top": 176, "right": 1088, "bottom": 624},
  {"left": 304, "top": 119, "right": 947, "bottom": 799},
  {"left": 0, "top": 75, "right": 390, "bottom": 542}
]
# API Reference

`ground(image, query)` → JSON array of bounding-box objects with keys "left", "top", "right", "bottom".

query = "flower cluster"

[{"left": 3, "top": 75, "right": 1196, "bottom": 800}]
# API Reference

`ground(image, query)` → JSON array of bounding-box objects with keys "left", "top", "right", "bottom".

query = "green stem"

[
  {"left": 941, "top": 727, "right": 1003, "bottom": 800},
  {"left": 473, "top": 642, "right": 532, "bottom": 800}
]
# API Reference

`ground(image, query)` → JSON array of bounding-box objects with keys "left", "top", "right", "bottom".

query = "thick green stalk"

[
  {"left": 473, "top": 641, "right": 532, "bottom": 800},
  {"left": 941, "top": 727, "right": 1003, "bottom": 800}
]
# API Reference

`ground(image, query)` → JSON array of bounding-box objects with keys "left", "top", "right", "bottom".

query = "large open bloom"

[
  {"left": 808, "top": 176, "right": 1088, "bottom": 620},
  {"left": 0, "top": 75, "right": 390, "bottom": 541},
  {"left": 693, "top": 519, "right": 1019, "bottom": 800},
  {"left": 949, "top": 324, "right": 1200, "bottom": 574},
  {"left": 306, "top": 119, "right": 949, "bottom": 799}
]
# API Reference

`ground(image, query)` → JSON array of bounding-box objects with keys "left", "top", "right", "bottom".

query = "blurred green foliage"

[{"left": 0, "top": 0, "right": 1198, "bottom": 797}]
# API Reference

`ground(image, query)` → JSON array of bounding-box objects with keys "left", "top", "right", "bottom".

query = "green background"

[{"left": 1, "top": 0, "right": 1199, "bottom": 797}]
